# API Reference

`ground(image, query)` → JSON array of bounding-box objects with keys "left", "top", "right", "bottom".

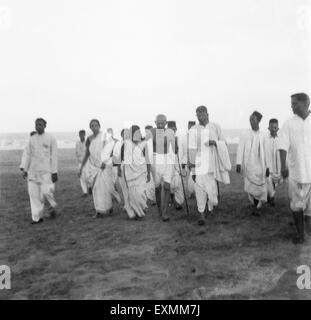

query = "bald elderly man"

[{"left": 147, "top": 114, "right": 176, "bottom": 221}]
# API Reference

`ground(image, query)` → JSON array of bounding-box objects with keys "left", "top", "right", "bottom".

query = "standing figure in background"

[
  {"left": 144, "top": 125, "right": 156, "bottom": 205},
  {"left": 75, "top": 130, "right": 88, "bottom": 196},
  {"left": 181, "top": 121, "right": 196, "bottom": 199},
  {"left": 20, "top": 118, "right": 58, "bottom": 224},
  {"left": 264, "top": 119, "right": 283, "bottom": 207},
  {"left": 79, "top": 119, "right": 120, "bottom": 218},
  {"left": 107, "top": 128, "right": 119, "bottom": 186},
  {"left": 278, "top": 93, "right": 311, "bottom": 244},
  {"left": 236, "top": 111, "right": 269, "bottom": 216},
  {"left": 167, "top": 121, "right": 185, "bottom": 210}
]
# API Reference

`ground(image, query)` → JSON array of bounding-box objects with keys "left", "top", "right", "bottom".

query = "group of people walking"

[{"left": 20, "top": 92, "right": 311, "bottom": 244}]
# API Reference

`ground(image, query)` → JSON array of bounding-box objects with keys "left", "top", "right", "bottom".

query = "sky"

[{"left": 0, "top": 0, "right": 310, "bottom": 136}]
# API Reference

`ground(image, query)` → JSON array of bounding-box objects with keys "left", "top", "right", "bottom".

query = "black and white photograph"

[{"left": 1, "top": 0, "right": 311, "bottom": 304}]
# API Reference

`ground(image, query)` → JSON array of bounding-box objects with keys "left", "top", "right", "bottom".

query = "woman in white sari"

[
  {"left": 79, "top": 119, "right": 120, "bottom": 218},
  {"left": 118, "top": 125, "right": 151, "bottom": 220}
]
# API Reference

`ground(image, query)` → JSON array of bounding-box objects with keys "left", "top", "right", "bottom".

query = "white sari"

[
  {"left": 123, "top": 140, "right": 148, "bottom": 218},
  {"left": 86, "top": 132, "right": 120, "bottom": 213}
]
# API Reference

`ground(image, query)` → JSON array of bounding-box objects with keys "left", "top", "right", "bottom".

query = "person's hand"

[
  {"left": 192, "top": 174, "right": 196, "bottom": 183},
  {"left": 209, "top": 140, "right": 217, "bottom": 147},
  {"left": 236, "top": 164, "right": 241, "bottom": 173},
  {"left": 146, "top": 172, "right": 151, "bottom": 183},
  {"left": 51, "top": 173, "right": 58, "bottom": 183},
  {"left": 21, "top": 169, "right": 27, "bottom": 179},
  {"left": 101, "top": 163, "right": 106, "bottom": 170},
  {"left": 281, "top": 167, "right": 289, "bottom": 179},
  {"left": 265, "top": 168, "right": 270, "bottom": 178}
]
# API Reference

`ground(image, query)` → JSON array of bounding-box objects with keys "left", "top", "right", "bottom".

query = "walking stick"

[
  {"left": 176, "top": 150, "right": 190, "bottom": 217},
  {"left": 217, "top": 181, "right": 220, "bottom": 204}
]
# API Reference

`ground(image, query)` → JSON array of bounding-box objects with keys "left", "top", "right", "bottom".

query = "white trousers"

[
  {"left": 288, "top": 178, "right": 311, "bottom": 216},
  {"left": 194, "top": 173, "right": 218, "bottom": 213},
  {"left": 28, "top": 177, "right": 56, "bottom": 222}
]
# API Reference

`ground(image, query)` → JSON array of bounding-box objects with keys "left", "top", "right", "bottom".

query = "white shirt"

[
  {"left": 264, "top": 134, "right": 281, "bottom": 175},
  {"left": 75, "top": 140, "right": 86, "bottom": 163},
  {"left": 278, "top": 114, "right": 311, "bottom": 183},
  {"left": 20, "top": 132, "right": 58, "bottom": 179},
  {"left": 188, "top": 122, "right": 225, "bottom": 175}
]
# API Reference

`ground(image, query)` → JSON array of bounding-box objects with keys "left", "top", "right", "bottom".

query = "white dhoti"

[
  {"left": 288, "top": 178, "right": 311, "bottom": 216},
  {"left": 28, "top": 173, "right": 57, "bottom": 222},
  {"left": 266, "top": 174, "right": 283, "bottom": 199},
  {"left": 244, "top": 167, "right": 267, "bottom": 204},
  {"left": 187, "top": 171, "right": 196, "bottom": 197},
  {"left": 145, "top": 173, "right": 156, "bottom": 202},
  {"left": 151, "top": 153, "right": 174, "bottom": 188},
  {"left": 195, "top": 173, "right": 218, "bottom": 213},
  {"left": 170, "top": 166, "right": 185, "bottom": 205},
  {"left": 79, "top": 162, "right": 89, "bottom": 194}
]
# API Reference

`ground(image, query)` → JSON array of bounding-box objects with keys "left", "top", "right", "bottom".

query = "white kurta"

[
  {"left": 236, "top": 130, "right": 267, "bottom": 204},
  {"left": 20, "top": 133, "right": 58, "bottom": 222},
  {"left": 264, "top": 134, "right": 282, "bottom": 198},
  {"left": 75, "top": 140, "right": 88, "bottom": 194},
  {"left": 86, "top": 132, "right": 120, "bottom": 214},
  {"left": 188, "top": 122, "right": 227, "bottom": 213},
  {"left": 278, "top": 114, "right": 311, "bottom": 215}
]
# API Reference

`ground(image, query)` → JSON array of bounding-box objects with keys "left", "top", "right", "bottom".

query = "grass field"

[{"left": 1, "top": 147, "right": 311, "bottom": 300}]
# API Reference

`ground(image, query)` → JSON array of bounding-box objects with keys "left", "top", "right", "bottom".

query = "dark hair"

[
  {"left": 130, "top": 125, "right": 140, "bottom": 141},
  {"left": 121, "top": 129, "right": 126, "bottom": 138},
  {"left": 35, "top": 118, "right": 47, "bottom": 126},
  {"left": 269, "top": 118, "right": 278, "bottom": 126},
  {"left": 167, "top": 121, "right": 177, "bottom": 129},
  {"left": 89, "top": 119, "right": 100, "bottom": 127},
  {"left": 291, "top": 93, "right": 310, "bottom": 106},
  {"left": 30, "top": 131, "right": 37, "bottom": 136},
  {"left": 251, "top": 111, "right": 263, "bottom": 122},
  {"left": 145, "top": 125, "right": 153, "bottom": 130},
  {"left": 79, "top": 130, "right": 86, "bottom": 135},
  {"left": 196, "top": 106, "right": 208, "bottom": 114}
]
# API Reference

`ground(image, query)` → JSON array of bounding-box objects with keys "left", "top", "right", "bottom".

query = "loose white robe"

[
  {"left": 189, "top": 122, "right": 229, "bottom": 213},
  {"left": 86, "top": 132, "right": 120, "bottom": 214},
  {"left": 75, "top": 140, "right": 88, "bottom": 194},
  {"left": 20, "top": 133, "right": 58, "bottom": 222},
  {"left": 123, "top": 140, "right": 148, "bottom": 218},
  {"left": 236, "top": 130, "right": 267, "bottom": 204}
]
